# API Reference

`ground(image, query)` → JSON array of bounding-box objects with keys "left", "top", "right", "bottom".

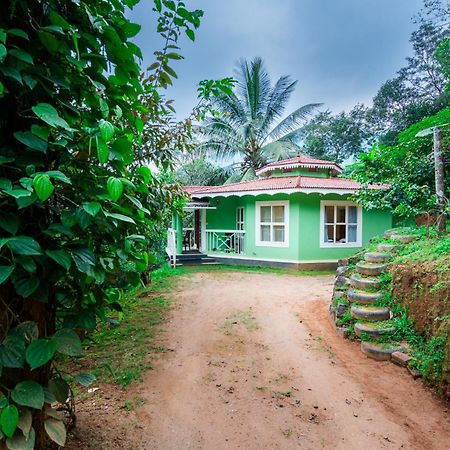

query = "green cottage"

[{"left": 168, "top": 155, "right": 393, "bottom": 269}]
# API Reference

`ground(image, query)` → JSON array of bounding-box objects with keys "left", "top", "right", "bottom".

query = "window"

[
  {"left": 320, "top": 201, "right": 362, "bottom": 247},
  {"left": 256, "top": 201, "right": 289, "bottom": 247},
  {"left": 236, "top": 207, "right": 244, "bottom": 231}
]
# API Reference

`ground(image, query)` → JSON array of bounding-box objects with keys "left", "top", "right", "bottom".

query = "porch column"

[{"left": 172, "top": 213, "right": 183, "bottom": 255}]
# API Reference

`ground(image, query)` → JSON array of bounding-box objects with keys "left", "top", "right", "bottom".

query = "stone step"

[
  {"left": 377, "top": 243, "right": 401, "bottom": 253},
  {"left": 383, "top": 227, "right": 411, "bottom": 239},
  {"left": 351, "top": 305, "right": 390, "bottom": 321},
  {"left": 354, "top": 321, "right": 395, "bottom": 339},
  {"left": 349, "top": 274, "right": 382, "bottom": 291},
  {"left": 391, "top": 234, "right": 418, "bottom": 244},
  {"left": 361, "top": 341, "right": 407, "bottom": 361},
  {"left": 364, "top": 252, "right": 392, "bottom": 263},
  {"left": 348, "top": 288, "right": 383, "bottom": 304},
  {"left": 355, "top": 262, "right": 388, "bottom": 276}
]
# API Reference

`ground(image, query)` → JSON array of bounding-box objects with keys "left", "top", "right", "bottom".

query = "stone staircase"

[
  {"left": 331, "top": 228, "right": 418, "bottom": 361},
  {"left": 175, "top": 251, "right": 218, "bottom": 267}
]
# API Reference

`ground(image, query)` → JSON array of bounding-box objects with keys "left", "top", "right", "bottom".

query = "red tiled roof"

[
  {"left": 185, "top": 176, "right": 385, "bottom": 196},
  {"left": 256, "top": 154, "right": 342, "bottom": 176},
  {"left": 184, "top": 185, "right": 213, "bottom": 194}
]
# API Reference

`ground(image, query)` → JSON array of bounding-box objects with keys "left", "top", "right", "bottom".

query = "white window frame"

[
  {"left": 236, "top": 207, "right": 244, "bottom": 231},
  {"left": 255, "top": 201, "right": 289, "bottom": 248},
  {"left": 320, "top": 200, "right": 362, "bottom": 248}
]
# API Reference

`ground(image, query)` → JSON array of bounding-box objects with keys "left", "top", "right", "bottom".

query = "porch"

[{"left": 166, "top": 200, "right": 246, "bottom": 267}]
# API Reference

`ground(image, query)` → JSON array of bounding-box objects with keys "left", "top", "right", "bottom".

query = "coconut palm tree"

[{"left": 201, "top": 57, "right": 321, "bottom": 179}]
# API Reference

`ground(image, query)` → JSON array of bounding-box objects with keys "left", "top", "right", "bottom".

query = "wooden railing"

[
  {"left": 205, "top": 230, "right": 245, "bottom": 255},
  {"left": 166, "top": 228, "right": 177, "bottom": 268}
]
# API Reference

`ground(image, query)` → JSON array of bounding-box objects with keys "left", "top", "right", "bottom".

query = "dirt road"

[{"left": 134, "top": 271, "right": 450, "bottom": 450}]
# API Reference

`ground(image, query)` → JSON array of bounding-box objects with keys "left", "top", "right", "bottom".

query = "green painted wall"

[
  {"left": 296, "top": 193, "right": 392, "bottom": 261},
  {"left": 269, "top": 168, "right": 330, "bottom": 178},
  {"left": 205, "top": 193, "right": 393, "bottom": 262}
]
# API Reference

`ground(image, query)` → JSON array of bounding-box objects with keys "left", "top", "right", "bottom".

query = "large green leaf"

[
  {"left": 6, "top": 427, "right": 35, "bottom": 450},
  {"left": 46, "top": 170, "right": 71, "bottom": 184},
  {"left": 46, "top": 249, "right": 71, "bottom": 270},
  {"left": 11, "top": 272, "right": 40, "bottom": 298},
  {"left": 44, "top": 419, "right": 66, "bottom": 446},
  {"left": 82, "top": 202, "right": 102, "bottom": 217},
  {"left": 71, "top": 249, "right": 96, "bottom": 273},
  {"left": 107, "top": 177, "right": 123, "bottom": 201},
  {"left": 9, "top": 48, "right": 33, "bottom": 64},
  {"left": 0, "top": 405, "right": 19, "bottom": 438},
  {"left": 0, "top": 236, "right": 42, "bottom": 255},
  {"left": 96, "top": 137, "right": 108, "bottom": 164},
  {"left": 38, "top": 31, "right": 59, "bottom": 54},
  {"left": 54, "top": 328, "right": 83, "bottom": 357},
  {"left": 99, "top": 119, "right": 114, "bottom": 142},
  {"left": 17, "top": 408, "right": 32, "bottom": 438},
  {"left": 74, "top": 373, "right": 96, "bottom": 387},
  {"left": 31, "top": 103, "right": 70, "bottom": 129},
  {"left": 0, "top": 335, "right": 25, "bottom": 369},
  {"left": 47, "top": 378, "right": 69, "bottom": 404},
  {"left": 11, "top": 381, "right": 45, "bottom": 409},
  {"left": 0, "top": 44, "right": 6, "bottom": 62},
  {"left": 25, "top": 339, "right": 56, "bottom": 370},
  {"left": 33, "top": 173, "right": 54, "bottom": 201},
  {"left": 14, "top": 131, "right": 47, "bottom": 152},
  {"left": 104, "top": 212, "right": 136, "bottom": 224},
  {"left": 0, "top": 213, "right": 18, "bottom": 235},
  {"left": 0, "top": 266, "right": 14, "bottom": 284}
]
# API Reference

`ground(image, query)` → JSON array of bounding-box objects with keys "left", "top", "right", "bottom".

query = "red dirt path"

[{"left": 70, "top": 271, "right": 450, "bottom": 449}]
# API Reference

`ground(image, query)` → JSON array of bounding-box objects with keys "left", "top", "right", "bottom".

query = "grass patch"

[{"left": 73, "top": 265, "right": 185, "bottom": 388}]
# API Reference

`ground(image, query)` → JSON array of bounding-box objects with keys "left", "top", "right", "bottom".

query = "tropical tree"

[
  {"left": 201, "top": 58, "right": 320, "bottom": 179},
  {"left": 301, "top": 105, "right": 371, "bottom": 164},
  {"left": 0, "top": 0, "right": 229, "bottom": 448}
]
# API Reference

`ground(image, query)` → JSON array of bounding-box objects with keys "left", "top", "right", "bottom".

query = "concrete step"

[
  {"left": 364, "top": 252, "right": 392, "bottom": 263},
  {"left": 177, "top": 258, "right": 217, "bottom": 266},
  {"left": 351, "top": 305, "right": 390, "bottom": 321},
  {"left": 354, "top": 321, "right": 395, "bottom": 339},
  {"left": 361, "top": 341, "right": 407, "bottom": 361},
  {"left": 349, "top": 274, "right": 382, "bottom": 291},
  {"left": 383, "top": 227, "right": 411, "bottom": 239},
  {"left": 348, "top": 288, "right": 383, "bottom": 305},
  {"left": 391, "top": 234, "right": 419, "bottom": 244},
  {"left": 355, "top": 262, "right": 388, "bottom": 276},
  {"left": 377, "top": 243, "right": 401, "bottom": 253}
]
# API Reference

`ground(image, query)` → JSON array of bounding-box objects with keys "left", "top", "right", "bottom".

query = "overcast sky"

[{"left": 128, "top": 0, "right": 424, "bottom": 118}]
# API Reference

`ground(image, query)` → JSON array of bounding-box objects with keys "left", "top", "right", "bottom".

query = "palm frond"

[
  {"left": 260, "top": 140, "right": 300, "bottom": 162},
  {"left": 267, "top": 103, "right": 322, "bottom": 141},
  {"left": 259, "top": 76, "right": 297, "bottom": 138}
]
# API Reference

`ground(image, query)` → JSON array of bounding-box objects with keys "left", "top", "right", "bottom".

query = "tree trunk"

[{"left": 433, "top": 127, "right": 447, "bottom": 233}]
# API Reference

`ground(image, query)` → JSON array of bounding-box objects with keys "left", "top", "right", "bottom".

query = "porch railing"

[
  {"left": 166, "top": 228, "right": 177, "bottom": 268},
  {"left": 205, "top": 230, "right": 245, "bottom": 255}
]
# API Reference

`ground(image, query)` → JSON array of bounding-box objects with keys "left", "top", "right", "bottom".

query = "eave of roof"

[
  {"left": 184, "top": 176, "right": 387, "bottom": 199},
  {"left": 255, "top": 155, "right": 343, "bottom": 177}
]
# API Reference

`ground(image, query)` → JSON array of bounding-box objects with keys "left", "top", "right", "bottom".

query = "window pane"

[
  {"left": 348, "top": 225, "right": 357, "bottom": 242},
  {"left": 324, "top": 225, "right": 334, "bottom": 243},
  {"left": 273, "top": 205, "right": 285, "bottom": 223},
  {"left": 336, "top": 225, "right": 346, "bottom": 243},
  {"left": 260, "top": 225, "right": 271, "bottom": 241},
  {"left": 336, "top": 206, "right": 346, "bottom": 223},
  {"left": 348, "top": 206, "right": 357, "bottom": 223},
  {"left": 273, "top": 225, "right": 285, "bottom": 242},
  {"left": 260, "top": 206, "right": 271, "bottom": 222},
  {"left": 325, "top": 206, "right": 334, "bottom": 223}
]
